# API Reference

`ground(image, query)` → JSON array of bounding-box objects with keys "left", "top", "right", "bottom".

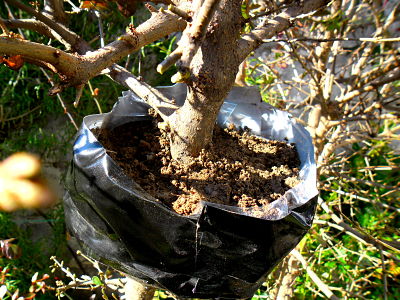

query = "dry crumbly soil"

[{"left": 94, "top": 119, "right": 300, "bottom": 216}]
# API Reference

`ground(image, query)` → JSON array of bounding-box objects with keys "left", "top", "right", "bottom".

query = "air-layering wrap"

[{"left": 64, "top": 84, "right": 318, "bottom": 299}]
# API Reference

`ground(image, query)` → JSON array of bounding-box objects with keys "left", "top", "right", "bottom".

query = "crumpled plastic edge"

[
  {"left": 64, "top": 84, "right": 319, "bottom": 298},
  {"left": 99, "top": 83, "right": 318, "bottom": 220}
]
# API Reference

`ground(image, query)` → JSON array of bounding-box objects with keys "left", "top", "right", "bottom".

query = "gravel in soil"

[{"left": 94, "top": 120, "right": 300, "bottom": 216}]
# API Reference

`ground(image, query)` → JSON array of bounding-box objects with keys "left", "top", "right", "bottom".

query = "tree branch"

[
  {"left": 110, "top": 65, "right": 178, "bottom": 121},
  {"left": 43, "top": 0, "right": 67, "bottom": 25},
  {"left": 3, "top": 18, "right": 56, "bottom": 39},
  {"left": 88, "top": 10, "right": 186, "bottom": 69},
  {"left": 179, "top": 0, "right": 222, "bottom": 69},
  {"left": 158, "top": 0, "right": 221, "bottom": 75},
  {"left": 291, "top": 249, "right": 341, "bottom": 300},
  {"left": 5, "top": 0, "right": 86, "bottom": 51},
  {"left": 237, "top": 0, "right": 330, "bottom": 62},
  {"left": 337, "top": 67, "right": 400, "bottom": 104},
  {"left": 0, "top": 36, "right": 79, "bottom": 77},
  {"left": 0, "top": 18, "right": 10, "bottom": 34},
  {"left": 168, "top": 4, "right": 191, "bottom": 21},
  {"left": 317, "top": 198, "right": 400, "bottom": 255},
  {"left": 0, "top": 10, "right": 186, "bottom": 91}
]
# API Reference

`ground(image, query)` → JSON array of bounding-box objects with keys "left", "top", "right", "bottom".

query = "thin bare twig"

[
  {"left": 379, "top": 246, "right": 389, "bottom": 300},
  {"left": 168, "top": 4, "right": 191, "bottom": 21},
  {"left": 0, "top": 18, "right": 10, "bottom": 34},
  {"left": 261, "top": 37, "right": 400, "bottom": 43},
  {"left": 322, "top": 188, "right": 400, "bottom": 213},
  {"left": 87, "top": 81, "right": 102, "bottom": 114},
  {"left": 0, "top": 105, "right": 42, "bottom": 123},
  {"left": 41, "top": 68, "right": 79, "bottom": 130},
  {"left": 318, "top": 198, "right": 400, "bottom": 254},
  {"left": 237, "top": 0, "right": 330, "bottom": 62},
  {"left": 5, "top": 0, "right": 85, "bottom": 51},
  {"left": 291, "top": 249, "right": 340, "bottom": 300},
  {"left": 249, "top": 3, "right": 294, "bottom": 21}
]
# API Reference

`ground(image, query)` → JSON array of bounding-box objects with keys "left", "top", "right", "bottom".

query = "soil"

[{"left": 94, "top": 119, "right": 300, "bottom": 216}]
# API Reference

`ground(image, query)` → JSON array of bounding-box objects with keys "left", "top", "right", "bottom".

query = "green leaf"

[{"left": 92, "top": 276, "right": 102, "bottom": 286}]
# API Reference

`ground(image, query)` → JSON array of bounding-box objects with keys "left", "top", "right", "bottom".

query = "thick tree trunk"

[
  {"left": 169, "top": 85, "right": 228, "bottom": 162},
  {"left": 169, "top": 0, "right": 243, "bottom": 163}
]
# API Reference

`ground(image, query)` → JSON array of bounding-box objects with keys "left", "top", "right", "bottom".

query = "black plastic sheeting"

[{"left": 64, "top": 85, "right": 318, "bottom": 299}]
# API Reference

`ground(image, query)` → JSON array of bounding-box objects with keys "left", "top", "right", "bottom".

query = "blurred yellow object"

[
  {"left": 0, "top": 152, "right": 41, "bottom": 179},
  {"left": 0, "top": 153, "right": 55, "bottom": 212}
]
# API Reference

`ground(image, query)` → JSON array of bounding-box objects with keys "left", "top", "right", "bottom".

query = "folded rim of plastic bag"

[
  {"left": 64, "top": 84, "right": 318, "bottom": 298},
  {"left": 98, "top": 83, "right": 318, "bottom": 220}
]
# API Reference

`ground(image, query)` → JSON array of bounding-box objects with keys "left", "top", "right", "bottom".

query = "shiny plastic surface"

[{"left": 64, "top": 85, "right": 318, "bottom": 299}]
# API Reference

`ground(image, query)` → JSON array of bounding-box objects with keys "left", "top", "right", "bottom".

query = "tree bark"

[
  {"left": 43, "top": 0, "right": 68, "bottom": 25},
  {"left": 169, "top": 0, "right": 243, "bottom": 163},
  {"left": 3, "top": 0, "right": 331, "bottom": 164}
]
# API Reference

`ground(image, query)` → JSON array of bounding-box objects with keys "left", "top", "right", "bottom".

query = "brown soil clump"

[{"left": 94, "top": 120, "right": 300, "bottom": 216}]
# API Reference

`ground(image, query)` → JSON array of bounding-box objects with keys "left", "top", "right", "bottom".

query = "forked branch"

[
  {"left": 237, "top": 0, "right": 330, "bottom": 62},
  {"left": 179, "top": 0, "right": 222, "bottom": 69},
  {"left": 0, "top": 9, "right": 186, "bottom": 92}
]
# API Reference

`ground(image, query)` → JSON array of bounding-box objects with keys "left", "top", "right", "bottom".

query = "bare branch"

[
  {"left": 383, "top": 1, "right": 400, "bottom": 33},
  {"left": 322, "top": 188, "right": 400, "bottom": 213},
  {"left": 370, "top": 67, "right": 400, "bottom": 87},
  {"left": 337, "top": 67, "right": 400, "bottom": 103},
  {"left": 168, "top": 4, "right": 191, "bottom": 21},
  {"left": 41, "top": 68, "right": 79, "bottom": 130},
  {"left": 43, "top": 0, "right": 67, "bottom": 25},
  {"left": 0, "top": 36, "right": 79, "bottom": 76},
  {"left": 261, "top": 37, "right": 400, "bottom": 43},
  {"left": 237, "top": 0, "right": 330, "bottom": 62},
  {"left": 291, "top": 249, "right": 340, "bottom": 300},
  {"left": 73, "top": 84, "right": 85, "bottom": 108},
  {"left": 157, "top": 50, "right": 182, "bottom": 74},
  {"left": 0, "top": 18, "right": 10, "bottom": 34},
  {"left": 5, "top": 0, "right": 87, "bottom": 51},
  {"left": 110, "top": 65, "right": 178, "bottom": 121},
  {"left": 80, "top": 10, "right": 186, "bottom": 86},
  {"left": 0, "top": 10, "right": 186, "bottom": 91},
  {"left": 3, "top": 18, "right": 56, "bottom": 39},
  {"left": 249, "top": 3, "right": 295, "bottom": 21},
  {"left": 318, "top": 198, "right": 400, "bottom": 254}
]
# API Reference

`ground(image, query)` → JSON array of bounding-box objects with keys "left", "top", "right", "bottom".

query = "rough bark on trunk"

[{"left": 169, "top": 0, "right": 243, "bottom": 163}]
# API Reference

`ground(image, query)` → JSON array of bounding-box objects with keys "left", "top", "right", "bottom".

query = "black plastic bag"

[{"left": 64, "top": 85, "right": 318, "bottom": 299}]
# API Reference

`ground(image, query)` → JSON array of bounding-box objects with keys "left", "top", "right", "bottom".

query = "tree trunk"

[{"left": 169, "top": 0, "right": 243, "bottom": 163}]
